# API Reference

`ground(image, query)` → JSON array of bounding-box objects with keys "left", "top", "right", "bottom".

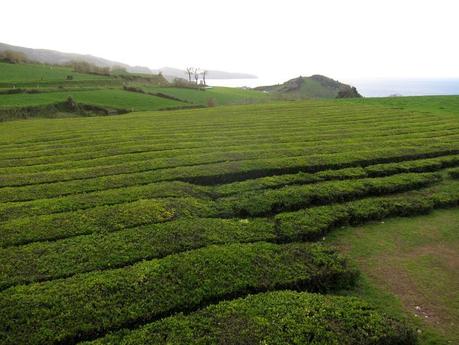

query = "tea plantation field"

[{"left": 1, "top": 98, "right": 458, "bottom": 344}]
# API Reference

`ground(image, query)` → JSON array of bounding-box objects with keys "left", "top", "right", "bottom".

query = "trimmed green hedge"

[
  {"left": 449, "top": 168, "right": 459, "bottom": 179},
  {"left": 0, "top": 197, "right": 210, "bottom": 247},
  {"left": 365, "top": 154, "right": 459, "bottom": 177},
  {"left": 0, "top": 173, "right": 439, "bottom": 247},
  {"left": 0, "top": 242, "right": 357, "bottom": 345},
  {"left": 1, "top": 141, "right": 458, "bottom": 190},
  {"left": 4, "top": 179, "right": 459, "bottom": 290},
  {"left": 0, "top": 114, "right": 451, "bottom": 163},
  {"left": 215, "top": 172, "right": 440, "bottom": 217},
  {"left": 1, "top": 146, "right": 457, "bottom": 203},
  {"left": 0, "top": 181, "right": 210, "bottom": 222},
  {"left": 1, "top": 155, "right": 457, "bottom": 222},
  {"left": 83, "top": 290, "right": 416, "bottom": 345},
  {"left": 0, "top": 218, "right": 275, "bottom": 289},
  {"left": 276, "top": 179, "right": 459, "bottom": 242},
  {"left": 3, "top": 126, "right": 455, "bottom": 175}
]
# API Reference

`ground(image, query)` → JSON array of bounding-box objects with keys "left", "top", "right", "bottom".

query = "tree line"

[{"left": 185, "top": 67, "right": 208, "bottom": 86}]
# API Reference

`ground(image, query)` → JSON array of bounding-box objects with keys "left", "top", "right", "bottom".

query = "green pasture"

[
  {"left": 0, "top": 89, "right": 187, "bottom": 111},
  {"left": 140, "top": 85, "right": 271, "bottom": 105}
]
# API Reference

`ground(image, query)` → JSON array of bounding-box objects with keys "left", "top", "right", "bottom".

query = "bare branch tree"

[
  {"left": 193, "top": 68, "right": 200, "bottom": 85},
  {"left": 185, "top": 67, "right": 194, "bottom": 82},
  {"left": 202, "top": 70, "right": 207, "bottom": 86}
]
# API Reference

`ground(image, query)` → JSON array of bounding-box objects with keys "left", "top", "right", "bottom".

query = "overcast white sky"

[{"left": 2, "top": 0, "right": 459, "bottom": 82}]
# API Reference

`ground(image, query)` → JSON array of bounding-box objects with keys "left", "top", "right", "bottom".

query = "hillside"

[
  {"left": 0, "top": 61, "right": 271, "bottom": 120},
  {"left": 256, "top": 74, "right": 362, "bottom": 99},
  {"left": 0, "top": 42, "right": 256, "bottom": 79},
  {"left": 154, "top": 66, "right": 257, "bottom": 80},
  {"left": 0, "top": 97, "right": 458, "bottom": 344}
]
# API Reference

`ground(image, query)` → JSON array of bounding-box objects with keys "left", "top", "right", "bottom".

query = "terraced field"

[
  {"left": 1, "top": 98, "right": 458, "bottom": 344},
  {"left": 0, "top": 89, "right": 187, "bottom": 111},
  {"left": 0, "top": 61, "right": 273, "bottom": 121},
  {"left": 0, "top": 61, "right": 111, "bottom": 83}
]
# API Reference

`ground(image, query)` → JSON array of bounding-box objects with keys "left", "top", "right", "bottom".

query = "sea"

[{"left": 208, "top": 78, "right": 459, "bottom": 98}]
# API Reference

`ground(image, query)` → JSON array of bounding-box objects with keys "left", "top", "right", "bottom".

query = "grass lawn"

[
  {"left": 0, "top": 89, "right": 186, "bottom": 111},
  {"left": 327, "top": 208, "right": 459, "bottom": 344},
  {"left": 0, "top": 61, "right": 111, "bottom": 83}
]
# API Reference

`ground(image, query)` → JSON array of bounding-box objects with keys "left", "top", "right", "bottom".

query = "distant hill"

[
  {"left": 255, "top": 75, "right": 362, "bottom": 99},
  {"left": 153, "top": 67, "right": 257, "bottom": 80},
  {"left": 0, "top": 42, "right": 256, "bottom": 80},
  {"left": 0, "top": 42, "right": 138, "bottom": 71}
]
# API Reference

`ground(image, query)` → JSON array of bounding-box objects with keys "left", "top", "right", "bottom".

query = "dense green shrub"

[
  {"left": 0, "top": 50, "right": 27, "bottom": 64},
  {"left": 1, "top": 119, "right": 454, "bottom": 167},
  {"left": 0, "top": 218, "right": 275, "bottom": 289},
  {"left": 215, "top": 173, "right": 440, "bottom": 217},
  {"left": 2, "top": 139, "right": 458, "bottom": 188},
  {"left": 0, "top": 197, "right": 211, "bottom": 247},
  {"left": 84, "top": 291, "right": 416, "bottom": 345},
  {"left": 1, "top": 156, "right": 456, "bottom": 222},
  {"left": 3, "top": 180, "right": 459, "bottom": 290},
  {"left": 0, "top": 242, "right": 357, "bottom": 345},
  {"left": 213, "top": 171, "right": 320, "bottom": 196},
  {"left": 71, "top": 61, "right": 111, "bottom": 76},
  {"left": 449, "top": 168, "right": 459, "bottom": 179},
  {"left": 0, "top": 173, "right": 439, "bottom": 247},
  {"left": 0, "top": 180, "right": 210, "bottom": 222},
  {"left": 276, "top": 193, "right": 437, "bottom": 242},
  {"left": 365, "top": 154, "right": 459, "bottom": 177}
]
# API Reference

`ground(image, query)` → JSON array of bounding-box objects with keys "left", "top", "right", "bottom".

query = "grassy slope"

[
  {"left": 0, "top": 89, "right": 186, "bottom": 111},
  {"left": 295, "top": 78, "right": 338, "bottom": 98},
  {"left": 0, "top": 61, "right": 111, "bottom": 83},
  {"left": 256, "top": 76, "right": 343, "bottom": 99},
  {"left": 0, "top": 62, "right": 271, "bottom": 116},
  {"left": 141, "top": 86, "right": 271, "bottom": 105},
  {"left": 327, "top": 208, "right": 459, "bottom": 344}
]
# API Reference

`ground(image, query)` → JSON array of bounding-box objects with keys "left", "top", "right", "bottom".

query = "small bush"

[
  {"left": 70, "top": 61, "right": 111, "bottom": 76},
  {"left": 207, "top": 97, "right": 216, "bottom": 107},
  {"left": 449, "top": 168, "right": 459, "bottom": 179},
  {"left": 0, "top": 50, "right": 27, "bottom": 64}
]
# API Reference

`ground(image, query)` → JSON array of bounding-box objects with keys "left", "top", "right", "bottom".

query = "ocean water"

[
  {"left": 349, "top": 79, "right": 459, "bottom": 97},
  {"left": 208, "top": 78, "right": 459, "bottom": 97}
]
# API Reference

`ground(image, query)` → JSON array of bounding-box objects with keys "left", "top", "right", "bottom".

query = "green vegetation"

[
  {"left": 84, "top": 291, "right": 416, "bottom": 345},
  {"left": 255, "top": 74, "right": 362, "bottom": 99},
  {"left": 276, "top": 178, "right": 459, "bottom": 242},
  {"left": 0, "top": 61, "right": 110, "bottom": 84},
  {"left": 0, "top": 218, "right": 275, "bottom": 288},
  {"left": 327, "top": 208, "right": 459, "bottom": 344},
  {"left": 342, "top": 95, "right": 459, "bottom": 115},
  {"left": 1, "top": 96, "right": 458, "bottom": 344},
  {"left": 0, "top": 89, "right": 187, "bottom": 112},
  {"left": 0, "top": 243, "right": 357, "bottom": 345},
  {"left": 3, "top": 179, "right": 459, "bottom": 289},
  {"left": 449, "top": 167, "right": 459, "bottom": 178},
  {"left": 139, "top": 85, "right": 271, "bottom": 105},
  {"left": 0, "top": 62, "right": 273, "bottom": 120}
]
